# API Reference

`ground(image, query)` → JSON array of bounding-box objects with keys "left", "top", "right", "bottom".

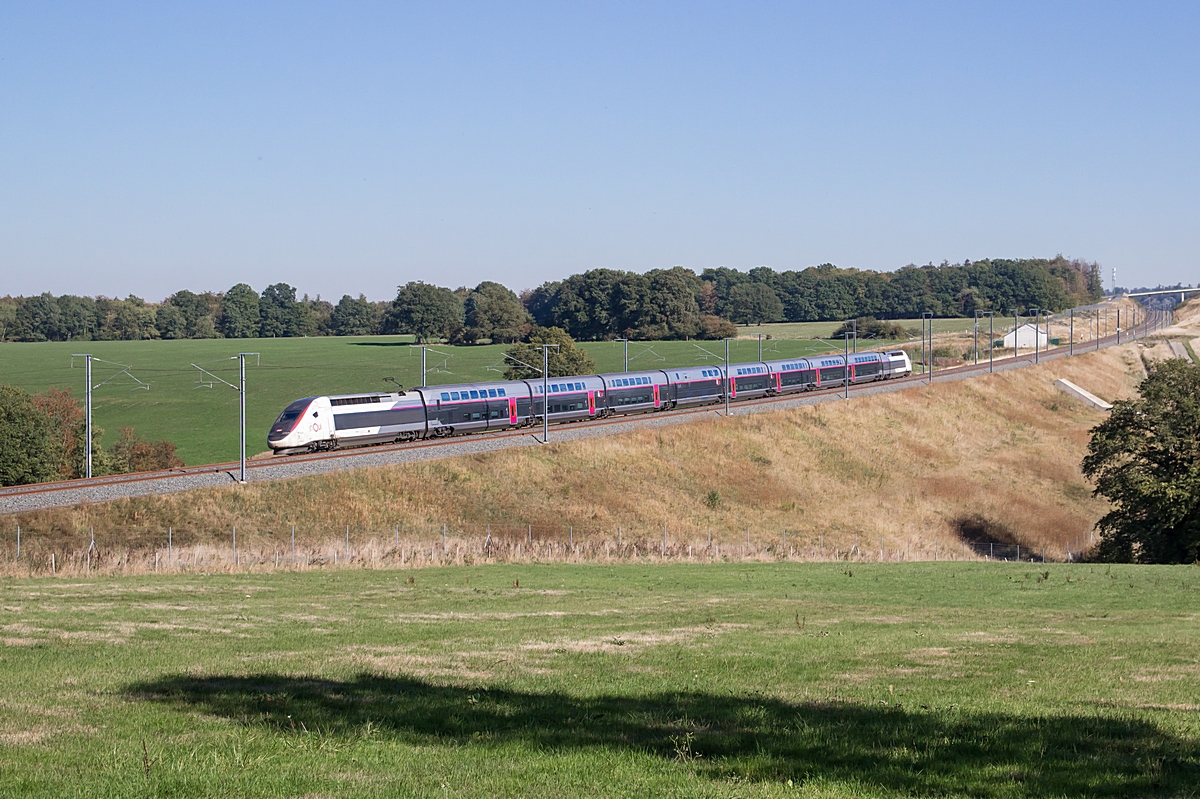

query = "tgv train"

[{"left": 267, "top": 350, "right": 912, "bottom": 454}]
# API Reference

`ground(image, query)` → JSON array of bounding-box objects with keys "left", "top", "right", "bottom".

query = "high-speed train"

[{"left": 267, "top": 350, "right": 912, "bottom": 454}]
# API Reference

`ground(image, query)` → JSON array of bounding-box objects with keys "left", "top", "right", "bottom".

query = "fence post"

[
  {"left": 662, "top": 524, "right": 666, "bottom": 556},
  {"left": 168, "top": 527, "right": 172, "bottom": 564},
  {"left": 708, "top": 526, "right": 712, "bottom": 548},
  {"left": 443, "top": 523, "right": 447, "bottom": 554},
  {"left": 345, "top": 526, "right": 350, "bottom": 560},
  {"left": 569, "top": 525, "right": 573, "bottom": 547},
  {"left": 232, "top": 527, "right": 236, "bottom": 565},
  {"left": 989, "top": 542, "right": 994, "bottom": 560},
  {"left": 395, "top": 524, "right": 399, "bottom": 549},
  {"left": 617, "top": 527, "right": 621, "bottom": 547},
  {"left": 51, "top": 553, "right": 55, "bottom": 575},
  {"left": 527, "top": 524, "right": 531, "bottom": 545},
  {"left": 15, "top": 525, "right": 19, "bottom": 559}
]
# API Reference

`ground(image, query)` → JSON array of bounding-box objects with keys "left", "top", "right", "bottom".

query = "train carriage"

[
  {"left": 729, "top": 362, "right": 772, "bottom": 399},
  {"left": 764, "top": 359, "right": 816, "bottom": 393},
  {"left": 532, "top": 375, "right": 606, "bottom": 422},
  {"left": 424, "top": 381, "right": 532, "bottom": 434},
  {"left": 597, "top": 370, "right": 666, "bottom": 415},
  {"left": 664, "top": 366, "right": 724, "bottom": 407}
]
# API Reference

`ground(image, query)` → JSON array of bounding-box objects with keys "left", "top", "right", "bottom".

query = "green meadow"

[
  {"left": 0, "top": 335, "right": 849, "bottom": 466},
  {"left": 0, "top": 562, "right": 1196, "bottom": 798}
]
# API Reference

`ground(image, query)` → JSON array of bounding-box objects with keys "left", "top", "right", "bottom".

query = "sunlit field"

[
  {"left": 0, "top": 336, "right": 840, "bottom": 466},
  {"left": 0, "top": 562, "right": 1196, "bottom": 798}
]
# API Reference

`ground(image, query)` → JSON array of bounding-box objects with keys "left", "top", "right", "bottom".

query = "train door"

[
  {"left": 652, "top": 385, "right": 660, "bottom": 408},
  {"left": 588, "top": 391, "right": 596, "bottom": 417},
  {"left": 508, "top": 397, "right": 517, "bottom": 424}
]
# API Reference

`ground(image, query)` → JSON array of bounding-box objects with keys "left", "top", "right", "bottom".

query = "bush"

[
  {"left": 696, "top": 315, "right": 737, "bottom": 340},
  {"left": 108, "top": 428, "right": 185, "bottom": 474},
  {"left": 0, "top": 385, "right": 56, "bottom": 486},
  {"left": 830, "top": 317, "right": 908, "bottom": 340}
]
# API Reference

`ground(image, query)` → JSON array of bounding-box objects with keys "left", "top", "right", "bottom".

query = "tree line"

[{"left": 0, "top": 256, "right": 1102, "bottom": 344}]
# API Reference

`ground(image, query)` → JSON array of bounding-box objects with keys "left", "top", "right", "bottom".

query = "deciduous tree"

[
  {"left": 383, "top": 282, "right": 463, "bottom": 342},
  {"left": 1082, "top": 359, "right": 1200, "bottom": 563},
  {"left": 0, "top": 385, "right": 56, "bottom": 486},
  {"left": 463, "top": 282, "right": 529, "bottom": 343},
  {"left": 219, "top": 284, "right": 260, "bottom": 338},
  {"left": 503, "top": 327, "right": 596, "bottom": 380}
]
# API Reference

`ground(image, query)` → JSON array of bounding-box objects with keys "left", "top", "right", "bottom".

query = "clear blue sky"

[{"left": 2, "top": 1, "right": 1197, "bottom": 301}]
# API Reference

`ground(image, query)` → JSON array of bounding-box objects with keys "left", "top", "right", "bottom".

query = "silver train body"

[{"left": 268, "top": 350, "right": 912, "bottom": 454}]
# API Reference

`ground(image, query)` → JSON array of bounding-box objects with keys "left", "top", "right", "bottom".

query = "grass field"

[
  {"left": 0, "top": 316, "right": 997, "bottom": 467},
  {"left": 737, "top": 318, "right": 980, "bottom": 340},
  {"left": 0, "top": 336, "right": 840, "bottom": 466},
  {"left": 0, "top": 562, "right": 1197, "bottom": 798}
]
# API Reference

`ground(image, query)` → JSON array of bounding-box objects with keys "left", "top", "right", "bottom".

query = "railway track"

[{"left": 0, "top": 319, "right": 1164, "bottom": 513}]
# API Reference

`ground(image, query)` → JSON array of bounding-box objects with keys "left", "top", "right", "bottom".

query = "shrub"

[{"left": 831, "top": 317, "right": 908, "bottom": 340}]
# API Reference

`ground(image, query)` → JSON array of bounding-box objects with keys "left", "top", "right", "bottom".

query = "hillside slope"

[{"left": 5, "top": 343, "right": 1153, "bottom": 561}]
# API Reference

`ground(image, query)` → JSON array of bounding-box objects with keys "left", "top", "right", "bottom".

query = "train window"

[
  {"left": 452, "top": 392, "right": 461, "bottom": 400},
  {"left": 489, "top": 409, "right": 499, "bottom": 418},
  {"left": 440, "top": 393, "right": 450, "bottom": 401},
  {"left": 498, "top": 388, "right": 506, "bottom": 396},
  {"left": 551, "top": 385, "right": 559, "bottom": 393},
  {"left": 471, "top": 412, "right": 482, "bottom": 421},
  {"left": 465, "top": 390, "right": 475, "bottom": 399},
  {"left": 488, "top": 389, "right": 497, "bottom": 397}
]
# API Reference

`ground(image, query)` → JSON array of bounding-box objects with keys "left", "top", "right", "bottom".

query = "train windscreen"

[{"left": 270, "top": 398, "right": 314, "bottom": 439}]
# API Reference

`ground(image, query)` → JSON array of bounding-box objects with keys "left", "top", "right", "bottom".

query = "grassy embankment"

[
  {"left": 3, "top": 342, "right": 1152, "bottom": 573},
  {"left": 0, "top": 563, "right": 1197, "bottom": 798}
]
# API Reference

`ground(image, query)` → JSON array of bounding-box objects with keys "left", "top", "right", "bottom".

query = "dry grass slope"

[{"left": 5, "top": 345, "right": 1151, "bottom": 562}]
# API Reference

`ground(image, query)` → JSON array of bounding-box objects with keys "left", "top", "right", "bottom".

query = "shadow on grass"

[{"left": 128, "top": 674, "right": 1197, "bottom": 796}]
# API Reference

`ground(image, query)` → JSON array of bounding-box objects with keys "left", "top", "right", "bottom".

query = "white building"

[{"left": 1002, "top": 323, "right": 1048, "bottom": 349}]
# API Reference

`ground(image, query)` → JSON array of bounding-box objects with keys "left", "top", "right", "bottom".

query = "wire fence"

[{"left": 0, "top": 522, "right": 1092, "bottom": 577}]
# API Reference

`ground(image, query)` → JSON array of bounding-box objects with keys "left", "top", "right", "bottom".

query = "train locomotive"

[{"left": 267, "top": 349, "right": 912, "bottom": 454}]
